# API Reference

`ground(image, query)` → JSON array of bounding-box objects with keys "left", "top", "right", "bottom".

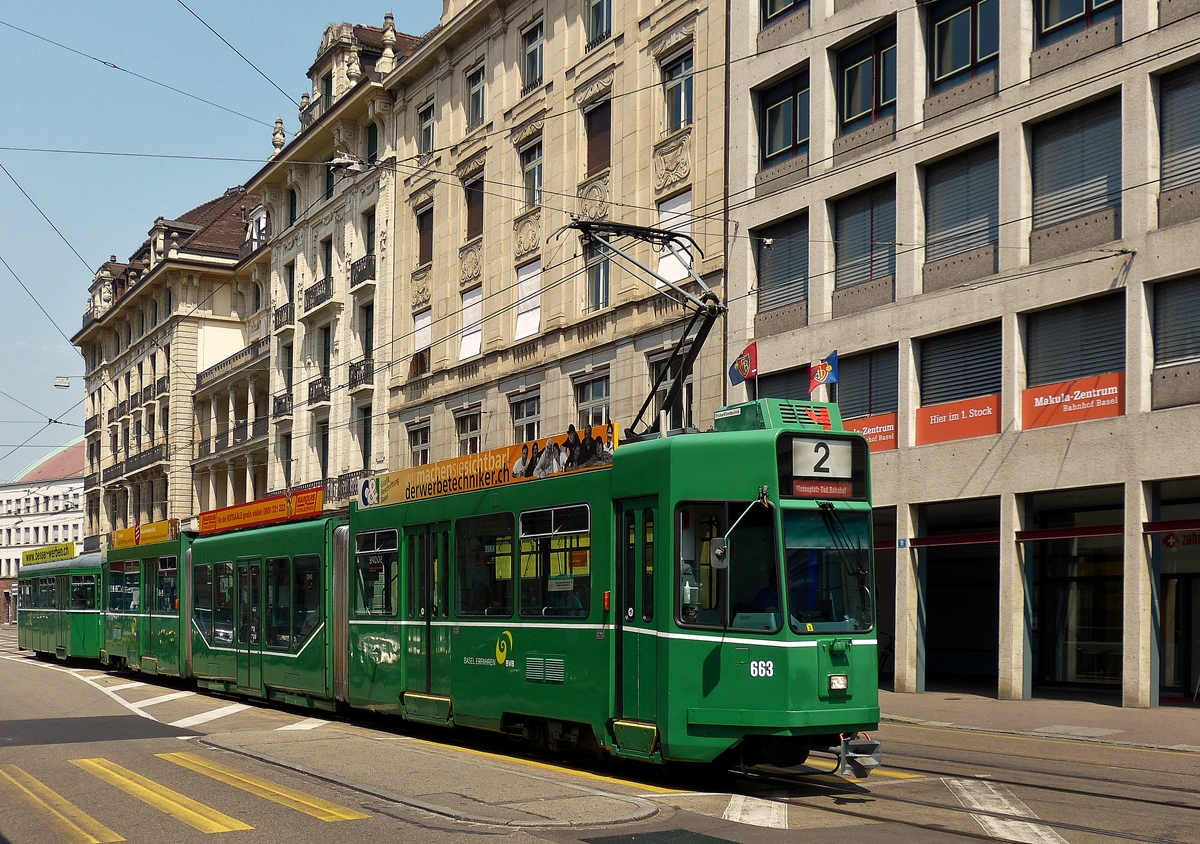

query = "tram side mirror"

[{"left": 710, "top": 538, "right": 729, "bottom": 570}]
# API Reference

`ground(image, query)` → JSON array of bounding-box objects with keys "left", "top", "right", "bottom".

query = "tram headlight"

[{"left": 828, "top": 673, "right": 848, "bottom": 692}]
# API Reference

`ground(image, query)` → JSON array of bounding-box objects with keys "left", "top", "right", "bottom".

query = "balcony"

[
  {"left": 84, "top": 472, "right": 98, "bottom": 491},
  {"left": 107, "top": 408, "right": 116, "bottom": 425},
  {"left": 215, "top": 431, "right": 229, "bottom": 452},
  {"left": 273, "top": 393, "right": 294, "bottom": 419},
  {"left": 195, "top": 336, "right": 270, "bottom": 390},
  {"left": 233, "top": 421, "right": 248, "bottom": 445},
  {"left": 85, "top": 415, "right": 100, "bottom": 434},
  {"left": 330, "top": 470, "right": 369, "bottom": 503},
  {"left": 141, "top": 384, "right": 154, "bottom": 404},
  {"left": 157, "top": 375, "right": 169, "bottom": 396},
  {"left": 350, "top": 255, "right": 376, "bottom": 289},
  {"left": 308, "top": 376, "right": 331, "bottom": 407},
  {"left": 117, "top": 400, "right": 128, "bottom": 419},
  {"left": 239, "top": 221, "right": 271, "bottom": 259},
  {"left": 348, "top": 359, "right": 374, "bottom": 392},
  {"left": 198, "top": 439, "right": 212, "bottom": 459},
  {"left": 125, "top": 444, "right": 165, "bottom": 475},
  {"left": 586, "top": 27, "right": 611, "bottom": 52},
  {"left": 129, "top": 391, "right": 141, "bottom": 411},
  {"left": 521, "top": 76, "right": 543, "bottom": 98},
  {"left": 252, "top": 416, "right": 268, "bottom": 438},
  {"left": 102, "top": 461, "right": 125, "bottom": 483},
  {"left": 274, "top": 301, "right": 295, "bottom": 333},
  {"left": 304, "top": 277, "right": 334, "bottom": 312}
]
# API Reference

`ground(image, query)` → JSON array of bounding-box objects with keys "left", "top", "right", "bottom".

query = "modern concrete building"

[
  {"left": 728, "top": 0, "right": 1200, "bottom": 706},
  {"left": 0, "top": 440, "right": 85, "bottom": 623},
  {"left": 74, "top": 188, "right": 263, "bottom": 547}
]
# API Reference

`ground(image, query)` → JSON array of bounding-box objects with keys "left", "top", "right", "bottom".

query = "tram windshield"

[{"left": 782, "top": 508, "right": 874, "bottom": 634}]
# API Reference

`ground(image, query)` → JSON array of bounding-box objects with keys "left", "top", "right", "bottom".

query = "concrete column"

[
  {"left": 208, "top": 470, "right": 218, "bottom": 512},
  {"left": 1123, "top": 73, "right": 1158, "bottom": 240},
  {"left": 208, "top": 398, "right": 217, "bottom": 450},
  {"left": 897, "top": 337, "right": 919, "bottom": 448},
  {"left": 1123, "top": 479, "right": 1158, "bottom": 707},
  {"left": 997, "top": 119, "right": 1031, "bottom": 272},
  {"left": 1001, "top": 312, "right": 1022, "bottom": 432},
  {"left": 997, "top": 0, "right": 1032, "bottom": 91},
  {"left": 247, "top": 376, "right": 257, "bottom": 426},
  {"left": 893, "top": 502, "right": 925, "bottom": 693},
  {"left": 226, "top": 463, "right": 236, "bottom": 507},
  {"left": 895, "top": 163, "right": 922, "bottom": 300},
  {"left": 997, "top": 491, "right": 1031, "bottom": 699},
  {"left": 228, "top": 385, "right": 237, "bottom": 438},
  {"left": 246, "top": 456, "right": 256, "bottom": 502}
]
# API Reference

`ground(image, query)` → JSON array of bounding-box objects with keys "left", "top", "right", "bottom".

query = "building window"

[
  {"left": 321, "top": 238, "right": 334, "bottom": 280},
  {"left": 520, "top": 141, "right": 543, "bottom": 209},
  {"left": 416, "top": 205, "right": 434, "bottom": 265},
  {"left": 466, "top": 66, "right": 486, "bottom": 130},
  {"left": 835, "top": 348, "right": 899, "bottom": 419},
  {"left": 366, "top": 123, "right": 379, "bottom": 164},
  {"left": 459, "top": 286, "right": 483, "bottom": 360},
  {"left": 756, "top": 214, "right": 809, "bottom": 312},
  {"left": 839, "top": 27, "right": 897, "bottom": 134},
  {"left": 587, "top": 0, "right": 612, "bottom": 48},
  {"left": 321, "top": 73, "right": 333, "bottom": 110},
  {"left": 1156, "top": 277, "right": 1200, "bottom": 367},
  {"left": 522, "top": 22, "right": 544, "bottom": 93},
  {"left": 418, "top": 102, "right": 435, "bottom": 155},
  {"left": 585, "top": 242, "right": 610, "bottom": 312},
  {"left": 663, "top": 52, "right": 693, "bottom": 134},
  {"left": 920, "top": 322, "right": 1002, "bottom": 406},
  {"left": 325, "top": 161, "right": 335, "bottom": 200},
  {"left": 288, "top": 189, "right": 298, "bottom": 226},
  {"left": 651, "top": 357, "right": 693, "bottom": 430},
  {"left": 319, "top": 324, "right": 333, "bottom": 379},
  {"left": 1038, "top": 0, "right": 1120, "bottom": 44},
  {"left": 317, "top": 419, "right": 330, "bottom": 480},
  {"left": 361, "top": 303, "right": 375, "bottom": 361},
  {"left": 1032, "top": 97, "right": 1121, "bottom": 230},
  {"left": 512, "top": 394, "right": 541, "bottom": 443},
  {"left": 585, "top": 100, "right": 612, "bottom": 176},
  {"left": 762, "top": 0, "right": 807, "bottom": 27},
  {"left": 924, "top": 141, "right": 999, "bottom": 263},
  {"left": 282, "top": 344, "right": 293, "bottom": 393},
  {"left": 656, "top": 191, "right": 692, "bottom": 284},
  {"left": 412, "top": 309, "right": 432, "bottom": 377},
  {"left": 456, "top": 411, "right": 481, "bottom": 455},
  {"left": 465, "top": 179, "right": 484, "bottom": 241},
  {"left": 834, "top": 181, "right": 896, "bottom": 288},
  {"left": 930, "top": 0, "right": 999, "bottom": 88},
  {"left": 1027, "top": 295, "right": 1125, "bottom": 387},
  {"left": 1160, "top": 64, "right": 1200, "bottom": 193},
  {"left": 760, "top": 70, "right": 809, "bottom": 167},
  {"left": 364, "top": 211, "right": 376, "bottom": 256},
  {"left": 515, "top": 260, "right": 542, "bottom": 341},
  {"left": 409, "top": 424, "right": 430, "bottom": 466},
  {"left": 279, "top": 433, "right": 292, "bottom": 487},
  {"left": 575, "top": 375, "right": 610, "bottom": 429},
  {"left": 360, "top": 404, "right": 373, "bottom": 471}
]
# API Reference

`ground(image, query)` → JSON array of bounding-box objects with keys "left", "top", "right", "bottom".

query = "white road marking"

[
  {"left": 943, "top": 778, "right": 1069, "bottom": 844},
  {"left": 275, "top": 717, "right": 329, "bottom": 731},
  {"left": 722, "top": 794, "right": 788, "bottom": 829},
  {"left": 103, "top": 681, "right": 146, "bottom": 692},
  {"left": 128, "top": 691, "right": 194, "bottom": 709},
  {"left": 169, "top": 704, "right": 250, "bottom": 728}
]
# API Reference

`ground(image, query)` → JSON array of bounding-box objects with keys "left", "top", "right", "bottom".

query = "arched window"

[
  {"left": 151, "top": 299, "right": 159, "bottom": 325},
  {"left": 253, "top": 283, "right": 263, "bottom": 312}
]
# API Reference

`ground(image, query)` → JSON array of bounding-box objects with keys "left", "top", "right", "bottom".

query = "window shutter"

[
  {"left": 413, "top": 310, "right": 431, "bottom": 352},
  {"left": 459, "top": 287, "right": 482, "bottom": 360},
  {"left": 838, "top": 348, "right": 898, "bottom": 418},
  {"left": 515, "top": 261, "right": 541, "bottom": 341},
  {"left": 925, "top": 142, "right": 999, "bottom": 261},
  {"left": 1155, "top": 277, "right": 1200, "bottom": 365},
  {"left": 759, "top": 367, "right": 810, "bottom": 401},
  {"left": 1027, "top": 295, "right": 1124, "bottom": 387},
  {"left": 836, "top": 183, "right": 896, "bottom": 288},
  {"left": 586, "top": 101, "right": 611, "bottom": 175},
  {"left": 1161, "top": 65, "right": 1200, "bottom": 191},
  {"left": 1032, "top": 97, "right": 1121, "bottom": 228},
  {"left": 920, "top": 322, "right": 1002, "bottom": 405},
  {"left": 756, "top": 215, "right": 808, "bottom": 311}
]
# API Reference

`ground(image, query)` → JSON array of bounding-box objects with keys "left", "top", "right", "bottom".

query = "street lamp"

[{"left": 53, "top": 377, "right": 72, "bottom": 389}]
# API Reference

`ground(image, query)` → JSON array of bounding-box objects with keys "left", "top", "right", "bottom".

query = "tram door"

[
  {"left": 236, "top": 558, "right": 263, "bottom": 691},
  {"left": 405, "top": 524, "right": 451, "bottom": 696},
  {"left": 56, "top": 574, "right": 69, "bottom": 654},
  {"left": 616, "top": 499, "right": 658, "bottom": 722}
]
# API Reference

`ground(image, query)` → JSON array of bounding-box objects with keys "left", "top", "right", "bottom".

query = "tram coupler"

[{"left": 828, "top": 735, "right": 881, "bottom": 779}]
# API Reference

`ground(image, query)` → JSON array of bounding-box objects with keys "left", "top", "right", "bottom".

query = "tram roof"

[{"left": 18, "top": 552, "right": 103, "bottom": 575}]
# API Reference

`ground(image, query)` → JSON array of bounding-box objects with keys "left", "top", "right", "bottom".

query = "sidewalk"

[{"left": 880, "top": 688, "right": 1200, "bottom": 752}]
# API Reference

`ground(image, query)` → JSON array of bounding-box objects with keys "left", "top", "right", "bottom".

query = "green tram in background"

[
  {"left": 16, "top": 552, "right": 104, "bottom": 660},
  {"left": 15, "top": 399, "right": 881, "bottom": 773}
]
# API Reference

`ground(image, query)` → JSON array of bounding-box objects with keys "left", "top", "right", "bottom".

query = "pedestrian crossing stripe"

[
  {"left": 0, "top": 764, "right": 124, "bottom": 844},
  {"left": 71, "top": 758, "right": 252, "bottom": 834},
  {"left": 158, "top": 752, "right": 370, "bottom": 822}
]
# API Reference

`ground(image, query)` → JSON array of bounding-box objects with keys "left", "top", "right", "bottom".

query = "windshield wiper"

[{"left": 817, "top": 502, "right": 872, "bottom": 613}]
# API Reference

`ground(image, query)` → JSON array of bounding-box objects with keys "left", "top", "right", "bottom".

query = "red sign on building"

[
  {"left": 916, "top": 394, "right": 1001, "bottom": 445},
  {"left": 1022, "top": 372, "right": 1124, "bottom": 430},
  {"left": 843, "top": 412, "right": 898, "bottom": 452}
]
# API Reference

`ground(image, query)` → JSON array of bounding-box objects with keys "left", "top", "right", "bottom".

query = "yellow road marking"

[
  {"left": 71, "top": 758, "right": 252, "bottom": 834},
  {"left": 409, "top": 738, "right": 684, "bottom": 794},
  {"left": 157, "top": 752, "right": 369, "bottom": 822},
  {"left": 884, "top": 722, "right": 1189, "bottom": 758},
  {"left": 0, "top": 765, "right": 124, "bottom": 844},
  {"left": 872, "top": 768, "right": 923, "bottom": 779}
]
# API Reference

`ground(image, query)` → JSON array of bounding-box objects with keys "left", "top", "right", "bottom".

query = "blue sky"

[{"left": 0, "top": 1, "right": 443, "bottom": 481}]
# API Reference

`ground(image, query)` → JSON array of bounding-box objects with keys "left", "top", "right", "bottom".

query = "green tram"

[
  {"left": 16, "top": 552, "right": 104, "bottom": 660},
  {"left": 16, "top": 398, "right": 881, "bottom": 771}
]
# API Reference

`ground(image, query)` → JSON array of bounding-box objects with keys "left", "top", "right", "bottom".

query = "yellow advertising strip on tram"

[
  {"left": 21, "top": 542, "right": 77, "bottom": 566},
  {"left": 0, "top": 764, "right": 125, "bottom": 843},
  {"left": 110, "top": 519, "right": 178, "bottom": 549},
  {"left": 158, "top": 752, "right": 369, "bottom": 822},
  {"left": 71, "top": 758, "right": 252, "bottom": 834}
]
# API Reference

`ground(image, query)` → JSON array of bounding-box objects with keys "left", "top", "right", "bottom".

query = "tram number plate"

[
  {"left": 749, "top": 660, "right": 774, "bottom": 677},
  {"left": 793, "top": 438, "right": 852, "bottom": 479}
]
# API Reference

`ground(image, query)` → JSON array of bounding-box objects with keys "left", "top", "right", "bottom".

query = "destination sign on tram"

[{"left": 780, "top": 435, "right": 866, "bottom": 499}]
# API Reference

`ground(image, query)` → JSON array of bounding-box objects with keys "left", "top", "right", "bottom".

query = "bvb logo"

[{"left": 495, "top": 631, "right": 513, "bottom": 667}]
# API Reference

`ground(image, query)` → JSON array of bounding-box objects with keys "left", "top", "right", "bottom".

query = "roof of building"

[
  {"left": 166, "top": 187, "right": 260, "bottom": 257},
  {"left": 12, "top": 438, "right": 85, "bottom": 484}
]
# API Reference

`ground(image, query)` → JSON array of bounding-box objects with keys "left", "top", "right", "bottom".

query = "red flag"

[{"left": 729, "top": 342, "right": 758, "bottom": 386}]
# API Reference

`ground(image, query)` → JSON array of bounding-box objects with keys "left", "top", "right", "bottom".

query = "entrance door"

[
  {"left": 616, "top": 499, "right": 658, "bottom": 722},
  {"left": 404, "top": 524, "right": 451, "bottom": 697},
  {"left": 1162, "top": 575, "right": 1200, "bottom": 699},
  {"left": 236, "top": 559, "right": 263, "bottom": 691}
]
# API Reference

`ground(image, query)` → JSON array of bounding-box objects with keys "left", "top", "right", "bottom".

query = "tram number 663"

[{"left": 749, "top": 660, "right": 775, "bottom": 677}]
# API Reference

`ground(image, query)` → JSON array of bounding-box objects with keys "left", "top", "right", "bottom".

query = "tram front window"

[{"left": 783, "top": 508, "right": 874, "bottom": 634}]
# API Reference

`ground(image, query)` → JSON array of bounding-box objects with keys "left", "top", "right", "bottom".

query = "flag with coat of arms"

[
  {"left": 809, "top": 350, "right": 838, "bottom": 394},
  {"left": 728, "top": 341, "right": 758, "bottom": 387}
]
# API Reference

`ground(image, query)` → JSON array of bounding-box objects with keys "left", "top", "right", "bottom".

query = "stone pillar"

[
  {"left": 1123, "top": 479, "right": 1158, "bottom": 707},
  {"left": 228, "top": 385, "right": 238, "bottom": 440},
  {"left": 246, "top": 456, "right": 256, "bottom": 502},
  {"left": 208, "top": 470, "right": 219, "bottom": 512},
  {"left": 208, "top": 398, "right": 218, "bottom": 451},
  {"left": 226, "top": 463, "right": 236, "bottom": 507},
  {"left": 247, "top": 376, "right": 257, "bottom": 427},
  {"left": 894, "top": 503, "right": 925, "bottom": 693},
  {"left": 997, "top": 491, "right": 1030, "bottom": 700}
]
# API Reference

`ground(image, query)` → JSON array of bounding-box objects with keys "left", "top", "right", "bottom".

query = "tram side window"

[
  {"left": 194, "top": 564, "right": 214, "bottom": 639},
  {"left": 456, "top": 514, "right": 515, "bottom": 617},
  {"left": 108, "top": 561, "right": 139, "bottom": 612},
  {"left": 155, "top": 557, "right": 178, "bottom": 613},
  {"left": 265, "top": 557, "right": 292, "bottom": 649},
  {"left": 40, "top": 577, "right": 56, "bottom": 610},
  {"left": 293, "top": 555, "right": 321, "bottom": 642},
  {"left": 519, "top": 505, "right": 591, "bottom": 618},
  {"left": 214, "top": 562, "right": 235, "bottom": 644},
  {"left": 677, "top": 502, "right": 780, "bottom": 633},
  {"left": 356, "top": 530, "right": 399, "bottom": 617},
  {"left": 71, "top": 575, "right": 96, "bottom": 610}
]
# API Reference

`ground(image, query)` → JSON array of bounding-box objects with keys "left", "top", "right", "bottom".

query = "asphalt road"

[{"left": 1, "top": 625, "right": 1196, "bottom": 844}]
